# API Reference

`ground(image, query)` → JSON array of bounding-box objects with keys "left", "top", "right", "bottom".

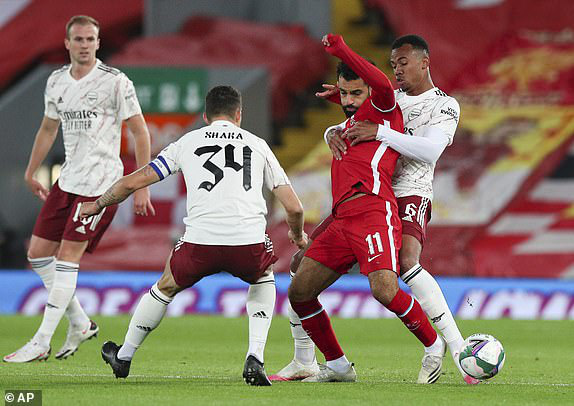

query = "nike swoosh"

[{"left": 367, "top": 254, "right": 382, "bottom": 262}]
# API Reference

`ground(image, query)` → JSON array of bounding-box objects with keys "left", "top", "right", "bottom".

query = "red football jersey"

[{"left": 325, "top": 34, "right": 404, "bottom": 209}]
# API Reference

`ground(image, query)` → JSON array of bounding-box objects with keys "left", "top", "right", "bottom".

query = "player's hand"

[
  {"left": 326, "top": 128, "right": 347, "bottom": 160},
  {"left": 79, "top": 202, "right": 101, "bottom": 219},
  {"left": 322, "top": 34, "right": 344, "bottom": 55},
  {"left": 315, "top": 83, "right": 339, "bottom": 100},
  {"left": 133, "top": 187, "right": 156, "bottom": 216},
  {"left": 346, "top": 120, "right": 379, "bottom": 146},
  {"left": 289, "top": 230, "right": 309, "bottom": 249},
  {"left": 24, "top": 175, "right": 49, "bottom": 201}
]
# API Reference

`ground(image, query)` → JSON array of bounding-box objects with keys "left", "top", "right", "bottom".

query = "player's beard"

[{"left": 342, "top": 106, "right": 357, "bottom": 118}]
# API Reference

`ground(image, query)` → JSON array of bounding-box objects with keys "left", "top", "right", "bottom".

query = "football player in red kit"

[{"left": 286, "top": 34, "right": 443, "bottom": 382}]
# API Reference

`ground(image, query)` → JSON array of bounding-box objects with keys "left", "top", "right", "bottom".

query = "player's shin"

[
  {"left": 401, "top": 264, "right": 464, "bottom": 358},
  {"left": 287, "top": 271, "right": 316, "bottom": 365},
  {"left": 385, "top": 289, "right": 438, "bottom": 348},
  {"left": 291, "top": 299, "right": 348, "bottom": 371},
  {"left": 35, "top": 261, "right": 79, "bottom": 345},
  {"left": 246, "top": 272, "right": 276, "bottom": 363},
  {"left": 117, "top": 283, "right": 172, "bottom": 361},
  {"left": 29, "top": 256, "right": 90, "bottom": 330}
]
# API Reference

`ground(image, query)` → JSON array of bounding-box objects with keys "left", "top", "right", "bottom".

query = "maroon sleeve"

[{"left": 324, "top": 34, "right": 395, "bottom": 111}]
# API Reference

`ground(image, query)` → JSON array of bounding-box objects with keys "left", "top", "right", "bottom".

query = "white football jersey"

[
  {"left": 150, "top": 120, "right": 290, "bottom": 245},
  {"left": 392, "top": 87, "right": 460, "bottom": 200},
  {"left": 44, "top": 59, "right": 142, "bottom": 196}
]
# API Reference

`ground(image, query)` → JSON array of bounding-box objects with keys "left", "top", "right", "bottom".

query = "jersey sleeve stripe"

[
  {"left": 157, "top": 156, "right": 172, "bottom": 175},
  {"left": 149, "top": 162, "right": 165, "bottom": 180},
  {"left": 371, "top": 99, "right": 396, "bottom": 113}
]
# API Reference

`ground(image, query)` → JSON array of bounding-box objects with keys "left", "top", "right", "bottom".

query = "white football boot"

[
  {"left": 301, "top": 363, "right": 357, "bottom": 383},
  {"left": 269, "top": 358, "right": 321, "bottom": 381},
  {"left": 55, "top": 320, "right": 99, "bottom": 360},
  {"left": 3, "top": 340, "right": 51, "bottom": 363},
  {"left": 417, "top": 335, "right": 447, "bottom": 384}
]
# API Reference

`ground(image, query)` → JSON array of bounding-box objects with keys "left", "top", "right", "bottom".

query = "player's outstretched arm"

[
  {"left": 372, "top": 125, "right": 450, "bottom": 163},
  {"left": 126, "top": 114, "right": 156, "bottom": 216},
  {"left": 272, "top": 185, "right": 308, "bottom": 249},
  {"left": 79, "top": 165, "right": 161, "bottom": 218},
  {"left": 322, "top": 34, "right": 395, "bottom": 111},
  {"left": 24, "top": 116, "right": 60, "bottom": 201}
]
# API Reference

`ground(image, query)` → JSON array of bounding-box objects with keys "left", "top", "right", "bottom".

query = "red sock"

[
  {"left": 290, "top": 299, "right": 344, "bottom": 361},
  {"left": 386, "top": 289, "right": 437, "bottom": 347}
]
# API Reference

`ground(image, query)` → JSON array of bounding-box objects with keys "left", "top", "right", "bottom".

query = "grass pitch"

[{"left": 0, "top": 315, "right": 572, "bottom": 405}]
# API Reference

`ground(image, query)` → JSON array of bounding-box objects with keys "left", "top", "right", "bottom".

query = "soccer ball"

[{"left": 458, "top": 333, "right": 505, "bottom": 380}]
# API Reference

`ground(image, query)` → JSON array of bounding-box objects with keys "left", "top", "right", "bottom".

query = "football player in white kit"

[
  {"left": 273, "top": 35, "right": 480, "bottom": 384},
  {"left": 80, "top": 85, "right": 307, "bottom": 386},
  {"left": 4, "top": 15, "right": 154, "bottom": 363}
]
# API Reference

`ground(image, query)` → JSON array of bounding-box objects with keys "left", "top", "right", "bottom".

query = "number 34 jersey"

[{"left": 150, "top": 120, "right": 290, "bottom": 245}]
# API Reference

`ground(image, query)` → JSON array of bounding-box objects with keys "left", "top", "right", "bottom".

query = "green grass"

[{"left": 0, "top": 316, "right": 572, "bottom": 405}]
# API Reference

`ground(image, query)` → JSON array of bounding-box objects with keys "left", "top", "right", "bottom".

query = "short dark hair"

[
  {"left": 205, "top": 86, "right": 242, "bottom": 120},
  {"left": 336, "top": 58, "right": 376, "bottom": 81},
  {"left": 391, "top": 35, "right": 429, "bottom": 56}
]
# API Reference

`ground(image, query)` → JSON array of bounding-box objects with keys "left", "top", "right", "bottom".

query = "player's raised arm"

[{"left": 322, "top": 33, "right": 395, "bottom": 111}]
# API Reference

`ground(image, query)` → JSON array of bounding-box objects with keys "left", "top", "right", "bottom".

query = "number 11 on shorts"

[{"left": 366, "top": 232, "right": 384, "bottom": 255}]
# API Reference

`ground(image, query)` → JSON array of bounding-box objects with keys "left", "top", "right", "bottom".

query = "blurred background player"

[
  {"left": 3, "top": 15, "right": 154, "bottom": 363},
  {"left": 286, "top": 34, "right": 442, "bottom": 383},
  {"left": 80, "top": 85, "right": 307, "bottom": 386}
]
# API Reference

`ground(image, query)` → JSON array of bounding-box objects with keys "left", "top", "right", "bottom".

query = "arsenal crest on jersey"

[{"left": 86, "top": 91, "right": 98, "bottom": 106}]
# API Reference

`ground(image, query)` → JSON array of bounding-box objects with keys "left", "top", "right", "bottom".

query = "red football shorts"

[
  {"left": 32, "top": 181, "right": 118, "bottom": 253},
  {"left": 305, "top": 194, "right": 402, "bottom": 276},
  {"left": 169, "top": 236, "right": 278, "bottom": 288},
  {"left": 397, "top": 196, "right": 432, "bottom": 246}
]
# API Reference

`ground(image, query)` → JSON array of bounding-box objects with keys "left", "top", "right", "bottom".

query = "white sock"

[
  {"left": 117, "top": 283, "right": 171, "bottom": 361},
  {"left": 402, "top": 264, "right": 464, "bottom": 360},
  {"left": 35, "top": 261, "right": 79, "bottom": 345},
  {"left": 424, "top": 335, "right": 445, "bottom": 355},
  {"left": 29, "top": 256, "right": 56, "bottom": 289},
  {"left": 29, "top": 256, "right": 90, "bottom": 330},
  {"left": 288, "top": 271, "right": 316, "bottom": 365},
  {"left": 326, "top": 355, "right": 351, "bottom": 373},
  {"left": 287, "top": 303, "right": 316, "bottom": 365},
  {"left": 246, "top": 272, "right": 276, "bottom": 364}
]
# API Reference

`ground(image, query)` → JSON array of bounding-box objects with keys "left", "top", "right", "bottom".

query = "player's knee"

[
  {"left": 157, "top": 282, "right": 179, "bottom": 298},
  {"left": 157, "top": 273, "right": 182, "bottom": 298},
  {"left": 288, "top": 279, "right": 310, "bottom": 303},
  {"left": 399, "top": 254, "right": 419, "bottom": 275},
  {"left": 369, "top": 270, "right": 399, "bottom": 305}
]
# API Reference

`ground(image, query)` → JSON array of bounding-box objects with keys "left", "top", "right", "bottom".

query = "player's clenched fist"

[
  {"left": 321, "top": 33, "right": 345, "bottom": 54},
  {"left": 288, "top": 230, "right": 309, "bottom": 249},
  {"left": 79, "top": 201, "right": 101, "bottom": 219}
]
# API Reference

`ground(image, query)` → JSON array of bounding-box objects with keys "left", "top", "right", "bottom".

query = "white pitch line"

[{"left": 5, "top": 373, "right": 574, "bottom": 387}]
